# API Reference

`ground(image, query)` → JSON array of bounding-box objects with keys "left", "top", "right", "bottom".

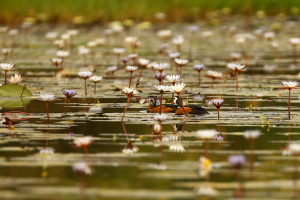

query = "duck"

[
  {"left": 172, "top": 96, "right": 209, "bottom": 115},
  {"left": 143, "top": 96, "right": 177, "bottom": 113}
]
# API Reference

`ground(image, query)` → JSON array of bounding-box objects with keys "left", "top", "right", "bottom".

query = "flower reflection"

[
  {"left": 39, "top": 147, "right": 55, "bottom": 155},
  {"left": 72, "top": 162, "right": 94, "bottom": 175},
  {"left": 152, "top": 163, "right": 167, "bottom": 170},
  {"left": 169, "top": 142, "right": 185, "bottom": 152},
  {"left": 122, "top": 143, "right": 139, "bottom": 154},
  {"left": 197, "top": 186, "right": 218, "bottom": 196},
  {"left": 198, "top": 156, "right": 212, "bottom": 178}
]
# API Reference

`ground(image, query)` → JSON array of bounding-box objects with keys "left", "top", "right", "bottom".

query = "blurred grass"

[{"left": 1, "top": 0, "right": 300, "bottom": 24}]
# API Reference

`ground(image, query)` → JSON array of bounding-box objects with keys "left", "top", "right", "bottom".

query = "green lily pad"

[
  {"left": 0, "top": 84, "right": 32, "bottom": 97},
  {"left": 0, "top": 98, "right": 31, "bottom": 108}
]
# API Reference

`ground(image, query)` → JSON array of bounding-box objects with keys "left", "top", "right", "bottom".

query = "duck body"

[
  {"left": 173, "top": 96, "right": 209, "bottom": 115},
  {"left": 144, "top": 96, "right": 177, "bottom": 113}
]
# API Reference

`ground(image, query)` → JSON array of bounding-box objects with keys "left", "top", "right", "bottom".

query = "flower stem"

[
  {"left": 289, "top": 88, "right": 291, "bottom": 120},
  {"left": 177, "top": 93, "right": 187, "bottom": 116},
  {"left": 84, "top": 78, "right": 87, "bottom": 96},
  {"left": 136, "top": 66, "right": 144, "bottom": 87},
  {"left": 217, "top": 108, "right": 220, "bottom": 120},
  {"left": 294, "top": 45, "right": 297, "bottom": 67},
  {"left": 210, "top": 78, "right": 215, "bottom": 88},
  {"left": 179, "top": 65, "right": 182, "bottom": 76},
  {"left": 45, "top": 102, "right": 50, "bottom": 124},
  {"left": 20, "top": 85, "right": 26, "bottom": 97},
  {"left": 94, "top": 82, "right": 97, "bottom": 94},
  {"left": 160, "top": 71, "right": 163, "bottom": 85},
  {"left": 205, "top": 139, "right": 209, "bottom": 158},
  {"left": 64, "top": 98, "right": 70, "bottom": 114},
  {"left": 121, "top": 121, "right": 129, "bottom": 142},
  {"left": 4, "top": 70, "right": 7, "bottom": 84},
  {"left": 83, "top": 146, "right": 88, "bottom": 155},
  {"left": 236, "top": 71, "right": 239, "bottom": 92},
  {"left": 198, "top": 71, "right": 201, "bottom": 86},
  {"left": 121, "top": 96, "right": 131, "bottom": 121},
  {"left": 160, "top": 92, "right": 163, "bottom": 115},
  {"left": 129, "top": 72, "right": 133, "bottom": 88}
]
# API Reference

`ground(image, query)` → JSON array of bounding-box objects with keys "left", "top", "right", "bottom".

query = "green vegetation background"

[{"left": 1, "top": 0, "right": 300, "bottom": 24}]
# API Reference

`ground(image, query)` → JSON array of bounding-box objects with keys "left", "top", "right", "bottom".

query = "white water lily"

[
  {"left": 206, "top": 70, "right": 222, "bottom": 79},
  {"left": 87, "top": 41, "right": 97, "bottom": 48},
  {"left": 230, "top": 52, "right": 241, "bottom": 60},
  {"left": 201, "top": 31, "right": 213, "bottom": 38},
  {"left": 89, "top": 76, "right": 103, "bottom": 82},
  {"left": 122, "top": 87, "right": 139, "bottom": 96},
  {"left": 154, "top": 85, "right": 169, "bottom": 92},
  {"left": 125, "top": 66, "right": 138, "bottom": 72},
  {"left": 165, "top": 75, "right": 183, "bottom": 84},
  {"left": 40, "top": 94, "right": 55, "bottom": 101},
  {"left": 139, "top": 58, "right": 150, "bottom": 66},
  {"left": 168, "top": 52, "right": 180, "bottom": 59},
  {"left": 51, "top": 58, "right": 63, "bottom": 65},
  {"left": 113, "top": 48, "right": 125, "bottom": 54},
  {"left": 153, "top": 63, "right": 169, "bottom": 71},
  {"left": 9, "top": 73, "right": 22, "bottom": 84},
  {"left": 264, "top": 32, "right": 275, "bottom": 40},
  {"left": 282, "top": 81, "right": 299, "bottom": 89},
  {"left": 172, "top": 35, "right": 184, "bottom": 45},
  {"left": 236, "top": 37, "right": 245, "bottom": 44},
  {"left": 95, "top": 38, "right": 106, "bottom": 46},
  {"left": 78, "top": 47, "right": 90, "bottom": 55},
  {"left": 289, "top": 38, "right": 300, "bottom": 46},
  {"left": 8, "top": 29, "right": 18, "bottom": 36},
  {"left": 196, "top": 130, "right": 218, "bottom": 139},
  {"left": 0, "top": 27, "right": 8, "bottom": 33},
  {"left": 56, "top": 50, "right": 69, "bottom": 58},
  {"left": 68, "top": 29, "right": 78, "bottom": 36},
  {"left": 107, "top": 66, "right": 117, "bottom": 72},
  {"left": 227, "top": 63, "right": 247, "bottom": 71},
  {"left": 174, "top": 58, "right": 188, "bottom": 66},
  {"left": 78, "top": 71, "right": 92, "bottom": 78},
  {"left": 2, "top": 48, "right": 11, "bottom": 55},
  {"left": 168, "top": 83, "right": 186, "bottom": 93},
  {"left": 0, "top": 63, "right": 13, "bottom": 71},
  {"left": 157, "top": 30, "right": 172, "bottom": 39}
]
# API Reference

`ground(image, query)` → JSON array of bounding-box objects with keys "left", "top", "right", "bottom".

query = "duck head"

[
  {"left": 172, "top": 96, "right": 182, "bottom": 107},
  {"left": 143, "top": 96, "right": 157, "bottom": 107}
]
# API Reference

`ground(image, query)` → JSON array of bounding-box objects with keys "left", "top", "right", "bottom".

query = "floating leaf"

[
  {"left": 0, "top": 84, "right": 31, "bottom": 97},
  {"left": 0, "top": 98, "right": 31, "bottom": 108}
]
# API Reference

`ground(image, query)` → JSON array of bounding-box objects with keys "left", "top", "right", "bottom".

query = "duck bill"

[{"left": 143, "top": 99, "right": 148, "bottom": 104}]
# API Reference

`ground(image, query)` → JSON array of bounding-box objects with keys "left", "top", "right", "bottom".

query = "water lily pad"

[
  {"left": 0, "top": 84, "right": 31, "bottom": 97},
  {"left": 0, "top": 98, "right": 31, "bottom": 108}
]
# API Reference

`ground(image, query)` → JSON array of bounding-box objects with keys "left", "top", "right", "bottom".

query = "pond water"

[{"left": 1, "top": 21, "right": 300, "bottom": 199}]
